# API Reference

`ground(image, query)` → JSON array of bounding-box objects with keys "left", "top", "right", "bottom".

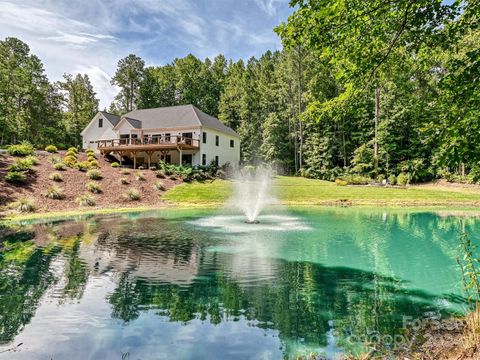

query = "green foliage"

[
  {"left": 397, "top": 173, "right": 410, "bottom": 186},
  {"left": 335, "top": 179, "right": 348, "bottom": 186},
  {"left": 111, "top": 162, "right": 120, "bottom": 168},
  {"left": 49, "top": 172, "right": 62, "bottom": 182},
  {"left": 63, "top": 156, "right": 76, "bottom": 168},
  {"left": 49, "top": 156, "right": 61, "bottom": 164},
  {"left": 8, "top": 197, "right": 35, "bottom": 213},
  {"left": 342, "top": 175, "right": 371, "bottom": 185},
  {"left": 45, "top": 145, "right": 57, "bottom": 153},
  {"left": 111, "top": 54, "right": 145, "bottom": 112},
  {"left": 53, "top": 162, "right": 66, "bottom": 171},
  {"left": 123, "top": 188, "right": 140, "bottom": 201},
  {"left": 457, "top": 233, "right": 480, "bottom": 309},
  {"left": 44, "top": 185, "right": 65, "bottom": 199},
  {"left": 75, "top": 193, "right": 96, "bottom": 207},
  {"left": 85, "top": 181, "right": 102, "bottom": 193},
  {"left": 5, "top": 171, "right": 27, "bottom": 184},
  {"left": 76, "top": 161, "right": 91, "bottom": 172},
  {"left": 8, "top": 158, "right": 34, "bottom": 172},
  {"left": 120, "top": 169, "right": 130, "bottom": 175},
  {"left": 169, "top": 175, "right": 178, "bottom": 181},
  {"left": 388, "top": 175, "right": 397, "bottom": 185},
  {"left": 67, "top": 147, "right": 78, "bottom": 154},
  {"left": 86, "top": 169, "right": 102, "bottom": 180},
  {"left": 120, "top": 177, "right": 130, "bottom": 185},
  {"left": 89, "top": 159, "right": 99, "bottom": 168},
  {"left": 7, "top": 142, "right": 34, "bottom": 157}
]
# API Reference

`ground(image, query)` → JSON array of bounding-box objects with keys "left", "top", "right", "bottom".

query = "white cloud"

[
  {"left": 0, "top": 0, "right": 289, "bottom": 108},
  {"left": 253, "top": 0, "right": 288, "bottom": 16}
]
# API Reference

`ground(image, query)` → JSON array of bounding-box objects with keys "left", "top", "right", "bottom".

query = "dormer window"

[{"left": 99, "top": 118, "right": 103, "bottom": 128}]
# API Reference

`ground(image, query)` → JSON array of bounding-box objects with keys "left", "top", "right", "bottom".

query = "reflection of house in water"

[{"left": 77, "top": 217, "right": 203, "bottom": 285}]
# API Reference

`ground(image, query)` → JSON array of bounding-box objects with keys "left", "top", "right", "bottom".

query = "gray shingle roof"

[
  {"left": 122, "top": 105, "right": 239, "bottom": 137},
  {"left": 122, "top": 117, "right": 142, "bottom": 129},
  {"left": 99, "top": 111, "right": 121, "bottom": 126}
]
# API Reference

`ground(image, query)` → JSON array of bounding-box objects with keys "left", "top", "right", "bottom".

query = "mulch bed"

[{"left": 0, "top": 151, "right": 182, "bottom": 214}]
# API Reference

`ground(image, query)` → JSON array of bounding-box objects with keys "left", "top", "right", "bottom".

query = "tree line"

[{"left": 0, "top": 0, "right": 478, "bottom": 182}]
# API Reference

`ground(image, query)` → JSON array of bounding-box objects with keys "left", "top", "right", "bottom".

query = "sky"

[{"left": 0, "top": 0, "right": 292, "bottom": 108}]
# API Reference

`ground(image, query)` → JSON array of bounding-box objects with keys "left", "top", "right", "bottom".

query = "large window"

[
  {"left": 98, "top": 118, "right": 103, "bottom": 128},
  {"left": 215, "top": 135, "right": 219, "bottom": 146},
  {"left": 202, "top": 154, "right": 206, "bottom": 166},
  {"left": 230, "top": 139, "right": 234, "bottom": 148},
  {"left": 202, "top": 132, "right": 207, "bottom": 144}
]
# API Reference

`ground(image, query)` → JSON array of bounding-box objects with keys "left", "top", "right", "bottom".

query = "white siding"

[
  {"left": 199, "top": 128, "right": 240, "bottom": 168},
  {"left": 82, "top": 113, "right": 117, "bottom": 151}
]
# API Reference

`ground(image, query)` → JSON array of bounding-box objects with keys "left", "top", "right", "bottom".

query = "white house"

[{"left": 81, "top": 104, "right": 240, "bottom": 168}]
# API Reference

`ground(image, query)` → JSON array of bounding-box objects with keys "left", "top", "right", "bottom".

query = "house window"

[
  {"left": 215, "top": 156, "right": 219, "bottom": 166},
  {"left": 202, "top": 132, "right": 207, "bottom": 144},
  {"left": 230, "top": 139, "right": 234, "bottom": 148},
  {"left": 215, "top": 135, "right": 219, "bottom": 146},
  {"left": 202, "top": 154, "right": 206, "bottom": 166},
  {"left": 98, "top": 118, "right": 103, "bottom": 128}
]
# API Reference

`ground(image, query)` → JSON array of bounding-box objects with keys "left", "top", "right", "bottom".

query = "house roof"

[
  {"left": 99, "top": 111, "right": 121, "bottom": 126},
  {"left": 123, "top": 104, "right": 239, "bottom": 137}
]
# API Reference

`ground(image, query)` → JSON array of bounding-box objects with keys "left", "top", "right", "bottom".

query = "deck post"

[
  {"left": 133, "top": 151, "right": 137, "bottom": 169},
  {"left": 178, "top": 148, "right": 182, "bottom": 165},
  {"left": 146, "top": 151, "right": 154, "bottom": 169}
]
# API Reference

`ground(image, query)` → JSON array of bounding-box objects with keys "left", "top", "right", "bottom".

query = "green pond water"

[{"left": 0, "top": 208, "right": 478, "bottom": 359}]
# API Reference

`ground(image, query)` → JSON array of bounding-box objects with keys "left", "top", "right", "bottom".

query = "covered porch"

[{"left": 97, "top": 135, "right": 200, "bottom": 168}]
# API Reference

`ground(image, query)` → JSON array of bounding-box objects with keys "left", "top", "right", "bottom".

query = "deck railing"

[{"left": 97, "top": 136, "right": 200, "bottom": 149}]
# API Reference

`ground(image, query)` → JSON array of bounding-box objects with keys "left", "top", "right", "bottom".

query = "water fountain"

[{"left": 230, "top": 167, "right": 274, "bottom": 224}]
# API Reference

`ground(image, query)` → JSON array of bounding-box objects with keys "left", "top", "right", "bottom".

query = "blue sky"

[{"left": 0, "top": 0, "right": 292, "bottom": 107}]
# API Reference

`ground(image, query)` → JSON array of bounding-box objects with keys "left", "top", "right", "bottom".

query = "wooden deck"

[
  {"left": 97, "top": 136, "right": 200, "bottom": 168},
  {"left": 98, "top": 136, "right": 200, "bottom": 152}
]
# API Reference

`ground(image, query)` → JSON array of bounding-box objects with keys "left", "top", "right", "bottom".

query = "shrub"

[
  {"left": 8, "top": 158, "right": 34, "bottom": 172},
  {"left": 169, "top": 175, "right": 178, "bottom": 181},
  {"left": 44, "top": 185, "right": 65, "bottom": 199},
  {"left": 5, "top": 171, "right": 27, "bottom": 184},
  {"left": 120, "top": 177, "right": 130, "bottom": 185},
  {"left": 49, "top": 156, "right": 61, "bottom": 164},
  {"left": 85, "top": 181, "right": 102, "bottom": 193},
  {"left": 86, "top": 148, "right": 94, "bottom": 154},
  {"left": 155, "top": 170, "right": 166, "bottom": 178},
  {"left": 75, "top": 193, "right": 96, "bottom": 207},
  {"left": 53, "top": 162, "right": 66, "bottom": 171},
  {"left": 377, "top": 174, "right": 386, "bottom": 183},
  {"left": 65, "top": 150, "right": 77, "bottom": 158},
  {"left": 67, "top": 147, "right": 78, "bottom": 154},
  {"left": 89, "top": 159, "right": 99, "bottom": 168},
  {"left": 335, "top": 179, "right": 348, "bottom": 186},
  {"left": 123, "top": 188, "right": 140, "bottom": 201},
  {"left": 49, "top": 172, "right": 63, "bottom": 182},
  {"left": 64, "top": 156, "right": 77, "bottom": 168},
  {"left": 87, "top": 152, "right": 96, "bottom": 158},
  {"left": 9, "top": 197, "right": 35, "bottom": 213},
  {"left": 111, "top": 162, "right": 120, "bottom": 168},
  {"left": 216, "top": 169, "right": 226, "bottom": 179},
  {"left": 120, "top": 169, "right": 130, "bottom": 175},
  {"left": 25, "top": 155, "right": 39, "bottom": 165},
  {"left": 154, "top": 181, "right": 165, "bottom": 191},
  {"left": 45, "top": 145, "right": 58, "bottom": 153},
  {"left": 388, "top": 174, "right": 397, "bottom": 185},
  {"left": 7, "top": 141, "right": 34, "bottom": 157},
  {"left": 344, "top": 175, "right": 371, "bottom": 185},
  {"left": 136, "top": 172, "right": 146, "bottom": 181},
  {"left": 164, "top": 168, "right": 174, "bottom": 176},
  {"left": 397, "top": 173, "right": 410, "bottom": 186},
  {"left": 76, "top": 161, "right": 91, "bottom": 172},
  {"left": 86, "top": 169, "right": 102, "bottom": 180}
]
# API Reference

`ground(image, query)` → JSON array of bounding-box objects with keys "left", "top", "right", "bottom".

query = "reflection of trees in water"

[{"left": 107, "top": 260, "right": 458, "bottom": 354}]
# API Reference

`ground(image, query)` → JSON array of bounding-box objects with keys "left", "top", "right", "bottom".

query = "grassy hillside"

[{"left": 163, "top": 176, "right": 480, "bottom": 207}]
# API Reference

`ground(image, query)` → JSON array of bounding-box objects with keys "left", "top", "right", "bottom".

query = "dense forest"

[{"left": 0, "top": 0, "right": 478, "bottom": 183}]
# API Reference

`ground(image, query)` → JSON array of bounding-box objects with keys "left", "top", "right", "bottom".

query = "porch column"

[
  {"left": 132, "top": 151, "right": 137, "bottom": 169},
  {"left": 178, "top": 148, "right": 182, "bottom": 165}
]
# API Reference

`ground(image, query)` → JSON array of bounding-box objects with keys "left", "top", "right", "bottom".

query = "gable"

[{"left": 81, "top": 112, "right": 114, "bottom": 136}]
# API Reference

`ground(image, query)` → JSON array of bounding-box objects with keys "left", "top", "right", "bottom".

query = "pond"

[{"left": 0, "top": 208, "right": 478, "bottom": 359}]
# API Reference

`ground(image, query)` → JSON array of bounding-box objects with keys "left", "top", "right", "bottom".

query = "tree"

[
  {"left": 58, "top": 73, "right": 99, "bottom": 146},
  {"left": 111, "top": 54, "right": 145, "bottom": 112},
  {"left": 0, "top": 37, "right": 63, "bottom": 146}
]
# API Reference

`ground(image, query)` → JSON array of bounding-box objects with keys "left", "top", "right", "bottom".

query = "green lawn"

[{"left": 163, "top": 176, "right": 480, "bottom": 207}]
